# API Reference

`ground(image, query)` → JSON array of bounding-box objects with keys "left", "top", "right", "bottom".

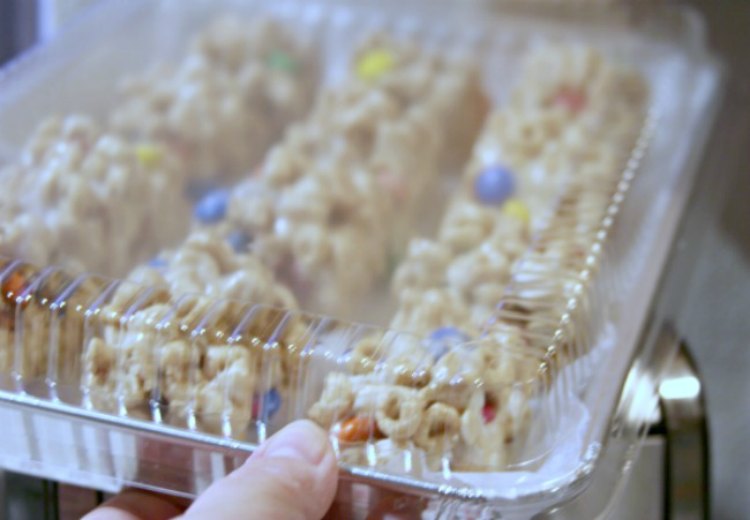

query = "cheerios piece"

[
  {"left": 414, "top": 402, "right": 461, "bottom": 455},
  {"left": 308, "top": 373, "right": 354, "bottom": 427},
  {"left": 374, "top": 386, "right": 424, "bottom": 441},
  {"left": 347, "top": 336, "right": 383, "bottom": 375}
]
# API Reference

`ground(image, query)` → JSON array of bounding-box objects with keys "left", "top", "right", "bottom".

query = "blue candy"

[
  {"left": 260, "top": 388, "right": 282, "bottom": 420},
  {"left": 474, "top": 165, "right": 515, "bottom": 206},
  {"left": 194, "top": 189, "right": 229, "bottom": 223},
  {"left": 428, "top": 327, "right": 471, "bottom": 360},
  {"left": 148, "top": 257, "right": 167, "bottom": 268},
  {"left": 227, "top": 229, "right": 252, "bottom": 253}
]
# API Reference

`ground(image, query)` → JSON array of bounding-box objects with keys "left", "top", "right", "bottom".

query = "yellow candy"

[
  {"left": 356, "top": 49, "right": 394, "bottom": 81},
  {"left": 135, "top": 145, "right": 162, "bottom": 168},
  {"left": 503, "top": 199, "right": 530, "bottom": 224}
]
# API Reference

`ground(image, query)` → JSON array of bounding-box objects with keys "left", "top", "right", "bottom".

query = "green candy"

[{"left": 267, "top": 50, "right": 297, "bottom": 73}]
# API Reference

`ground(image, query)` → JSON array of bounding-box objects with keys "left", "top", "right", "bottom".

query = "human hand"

[{"left": 83, "top": 420, "right": 339, "bottom": 520}]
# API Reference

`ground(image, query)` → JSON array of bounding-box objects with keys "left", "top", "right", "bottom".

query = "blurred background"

[{"left": 0, "top": 0, "right": 748, "bottom": 518}]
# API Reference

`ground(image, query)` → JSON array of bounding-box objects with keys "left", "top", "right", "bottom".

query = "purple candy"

[
  {"left": 227, "top": 229, "right": 252, "bottom": 253},
  {"left": 148, "top": 257, "right": 167, "bottom": 268},
  {"left": 254, "top": 388, "right": 281, "bottom": 421},
  {"left": 474, "top": 165, "right": 515, "bottom": 206},
  {"left": 194, "top": 189, "right": 229, "bottom": 223},
  {"left": 428, "top": 327, "right": 471, "bottom": 359}
]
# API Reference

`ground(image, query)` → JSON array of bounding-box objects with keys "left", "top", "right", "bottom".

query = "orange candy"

[
  {"left": 2, "top": 271, "right": 27, "bottom": 305},
  {"left": 337, "top": 416, "right": 376, "bottom": 443}
]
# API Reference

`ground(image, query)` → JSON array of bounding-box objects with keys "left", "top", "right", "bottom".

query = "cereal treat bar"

[
  {"left": 0, "top": 260, "right": 104, "bottom": 383},
  {"left": 0, "top": 115, "right": 189, "bottom": 277},
  {"left": 110, "top": 17, "right": 317, "bottom": 191},
  {"left": 309, "top": 46, "right": 648, "bottom": 472},
  {"left": 82, "top": 230, "right": 306, "bottom": 436},
  {"left": 394, "top": 45, "right": 647, "bottom": 334},
  {"left": 204, "top": 34, "right": 487, "bottom": 315}
]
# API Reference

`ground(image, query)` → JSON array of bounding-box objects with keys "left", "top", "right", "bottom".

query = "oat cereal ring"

[
  {"left": 419, "top": 348, "right": 483, "bottom": 411},
  {"left": 381, "top": 353, "right": 432, "bottom": 388},
  {"left": 376, "top": 332, "right": 434, "bottom": 388},
  {"left": 414, "top": 402, "right": 461, "bottom": 455},
  {"left": 352, "top": 384, "right": 389, "bottom": 414},
  {"left": 308, "top": 372, "right": 354, "bottom": 427},
  {"left": 374, "top": 385, "right": 424, "bottom": 441},
  {"left": 347, "top": 336, "right": 383, "bottom": 375}
]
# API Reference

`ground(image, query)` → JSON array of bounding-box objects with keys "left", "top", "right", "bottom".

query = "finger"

[
  {"left": 180, "top": 420, "right": 338, "bottom": 520},
  {"left": 82, "top": 488, "right": 187, "bottom": 520}
]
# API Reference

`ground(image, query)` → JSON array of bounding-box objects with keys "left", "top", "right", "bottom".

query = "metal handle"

[{"left": 659, "top": 341, "right": 709, "bottom": 520}]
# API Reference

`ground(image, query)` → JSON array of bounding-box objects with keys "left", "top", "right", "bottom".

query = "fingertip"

[
  {"left": 82, "top": 489, "right": 186, "bottom": 520},
  {"left": 184, "top": 420, "right": 339, "bottom": 520},
  {"left": 252, "top": 419, "right": 332, "bottom": 466}
]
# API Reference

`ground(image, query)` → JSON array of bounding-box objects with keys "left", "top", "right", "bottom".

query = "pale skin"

[{"left": 83, "top": 420, "right": 339, "bottom": 520}]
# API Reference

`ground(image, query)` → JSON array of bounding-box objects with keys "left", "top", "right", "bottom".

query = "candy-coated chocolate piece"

[
  {"left": 474, "top": 165, "right": 515, "bottom": 206},
  {"left": 553, "top": 87, "right": 587, "bottom": 114},
  {"left": 253, "top": 388, "right": 282, "bottom": 420},
  {"left": 429, "top": 326, "right": 470, "bottom": 343},
  {"left": 2, "top": 271, "right": 27, "bottom": 305},
  {"left": 338, "top": 416, "right": 373, "bottom": 443},
  {"left": 194, "top": 189, "right": 229, "bottom": 223},
  {"left": 267, "top": 50, "right": 297, "bottom": 73},
  {"left": 135, "top": 145, "right": 162, "bottom": 168},
  {"left": 428, "top": 327, "right": 470, "bottom": 360},
  {"left": 227, "top": 229, "right": 252, "bottom": 253},
  {"left": 502, "top": 199, "right": 530, "bottom": 224},
  {"left": 481, "top": 403, "right": 497, "bottom": 424},
  {"left": 148, "top": 257, "right": 167, "bottom": 269},
  {"left": 263, "top": 388, "right": 282, "bottom": 419},
  {"left": 356, "top": 49, "right": 395, "bottom": 82}
]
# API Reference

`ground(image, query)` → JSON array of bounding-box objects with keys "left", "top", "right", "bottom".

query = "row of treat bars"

[
  {"left": 0, "top": 18, "right": 317, "bottom": 277},
  {"left": 309, "top": 49, "right": 648, "bottom": 471},
  {"left": 0, "top": 15, "right": 647, "bottom": 473}
]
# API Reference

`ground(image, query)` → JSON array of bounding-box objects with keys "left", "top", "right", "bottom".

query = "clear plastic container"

[{"left": 0, "top": 0, "right": 722, "bottom": 517}]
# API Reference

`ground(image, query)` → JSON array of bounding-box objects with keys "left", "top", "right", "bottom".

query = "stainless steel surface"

[
  {"left": 611, "top": 436, "right": 666, "bottom": 520},
  {"left": 673, "top": 2, "right": 750, "bottom": 518},
  {"left": 660, "top": 345, "right": 708, "bottom": 520}
]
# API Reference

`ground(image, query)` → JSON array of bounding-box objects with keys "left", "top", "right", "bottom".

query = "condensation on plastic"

[{"left": 0, "top": 0, "right": 722, "bottom": 517}]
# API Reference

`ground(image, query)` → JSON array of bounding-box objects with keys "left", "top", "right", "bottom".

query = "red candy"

[
  {"left": 481, "top": 403, "right": 497, "bottom": 424},
  {"left": 553, "top": 87, "right": 587, "bottom": 114}
]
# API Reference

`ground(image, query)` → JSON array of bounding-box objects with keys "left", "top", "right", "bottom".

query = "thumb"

[{"left": 180, "top": 420, "right": 338, "bottom": 520}]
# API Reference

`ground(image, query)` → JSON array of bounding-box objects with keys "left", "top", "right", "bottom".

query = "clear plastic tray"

[{"left": 0, "top": 0, "right": 721, "bottom": 517}]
